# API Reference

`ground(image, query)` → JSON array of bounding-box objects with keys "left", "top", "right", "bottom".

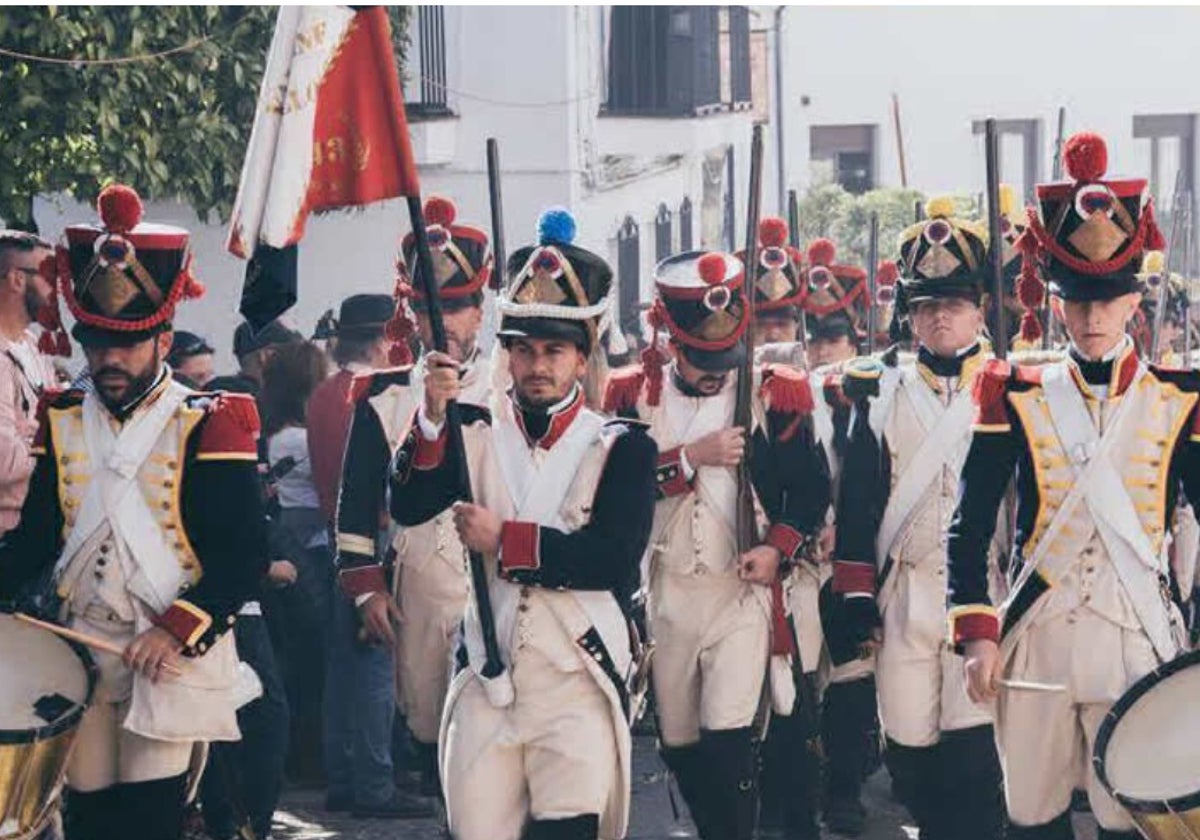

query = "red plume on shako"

[
  {"left": 807, "top": 238, "right": 837, "bottom": 291},
  {"left": 876, "top": 260, "right": 899, "bottom": 305},
  {"left": 96, "top": 183, "right": 144, "bottom": 235}
]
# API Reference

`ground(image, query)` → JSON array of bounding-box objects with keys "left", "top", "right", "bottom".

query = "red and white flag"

[{"left": 227, "top": 6, "right": 419, "bottom": 327}]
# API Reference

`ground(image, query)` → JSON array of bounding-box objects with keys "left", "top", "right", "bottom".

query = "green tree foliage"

[
  {"left": 834, "top": 186, "right": 929, "bottom": 266},
  {"left": 795, "top": 183, "right": 987, "bottom": 267},
  {"left": 0, "top": 7, "right": 409, "bottom": 232}
]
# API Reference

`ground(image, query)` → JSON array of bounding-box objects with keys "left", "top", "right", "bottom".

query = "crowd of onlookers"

[{"left": 162, "top": 294, "right": 441, "bottom": 838}]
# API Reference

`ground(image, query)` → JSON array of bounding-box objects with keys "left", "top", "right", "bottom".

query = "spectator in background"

[
  {"left": 0, "top": 231, "right": 57, "bottom": 538},
  {"left": 209, "top": 318, "right": 303, "bottom": 398},
  {"left": 308, "top": 294, "right": 431, "bottom": 818},
  {"left": 198, "top": 317, "right": 301, "bottom": 840},
  {"left": 259, "top": 340, "right": 332, "bottom": 783},
  {"left": 167, "top": 330, "right": 216, "bottom": 388},
  {"left": 307, "top": 297, "right": 394, "bottom": 524}
]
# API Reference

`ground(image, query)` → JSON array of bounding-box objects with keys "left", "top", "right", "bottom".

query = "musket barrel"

[{"left": 984, "top": 119, "right": 1008, "bottom": 360}]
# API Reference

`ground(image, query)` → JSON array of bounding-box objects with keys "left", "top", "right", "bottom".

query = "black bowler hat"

[{"left": 336, "top": 294, "right": 395, "bottom": 337}]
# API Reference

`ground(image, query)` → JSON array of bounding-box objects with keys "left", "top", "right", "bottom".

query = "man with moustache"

[
  {"left": 603, "top": 248, "right": 831, "bottom": 840},
  {"left": 949, "top": 133, "right": 1200, "bottom": 840},
  {"left": 335, "top": 195, "right": 491, "bottom": 804},
  {"left": 0, "top": 185, "right": 267, "bottom": 840},
  {"left": 828, "top": 197, "right": 1004, "bottom": 840},
  {"left": 342, "top": 209, "right": 657, "bottom": 840},
  {"left": 0, "top": 231, "right": 61, "bottom": 538}
]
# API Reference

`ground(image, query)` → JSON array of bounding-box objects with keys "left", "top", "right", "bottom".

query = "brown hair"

[{"left": 260, "top": 340, "right": 329, "bottom": 437}]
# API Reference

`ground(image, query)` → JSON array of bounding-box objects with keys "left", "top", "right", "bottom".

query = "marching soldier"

[
  {"left": 343, "top": 209, "right": 657, "bottom": 840},
  {"left": 1129, "top": 250, "right": 1188, "bottom": 363},
  {"left": 336, "top": 195, "right": 492, "bottom": 796},
  {"left": 739, "top": 217, "right": 822, "bottom": 839},
  {"left": 948, "top": 132, "right": 1195, "bottom": 840},
  {"left": 0, "top": 185, "right": 267, "bottom": 840},
  {"left": 746, "top": 216, "right": 808, "bottom": 360},
  {"left": 802, "top": 238, "right": 869, "bottom": 353},
  {"left": 603, "top": 248, "right": 832, "bottom": 840},
  {"left": 829, "top": 197, "right": 1005, "bottom": 839}
]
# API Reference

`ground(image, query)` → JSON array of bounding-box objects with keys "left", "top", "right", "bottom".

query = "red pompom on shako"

[
  {"left": 758, "top": 217, "right": 789, "bottom": 248},
  {"left": 423, "top": 195, "right": 457, "bottom": 228},
  {"left": 1063, "top": 132, "right": 1108, "bottom": 182},
  {"left": 807, "top": 238, "right": 836, "bottom": 268},
  {"left": 876, "top": 260, "right": 899, "bottom": 287},
  {"left": 698, "top": 252, "right": 728, "bottom": 285},
  {"left": 96, "top": 183, "right": 144, "bottom": 235}
]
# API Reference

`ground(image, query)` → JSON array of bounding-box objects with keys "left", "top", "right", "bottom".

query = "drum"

[
  {"left": 0, "top": 613, "right": 95, "bottom": 840},
  {"left": 1093, "top": 649, "right": 1200, "bottom": 840}
]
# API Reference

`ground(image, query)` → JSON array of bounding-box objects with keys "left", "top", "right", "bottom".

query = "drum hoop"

[
  {"left": 0, "top": 631, "right": 97, "bottom": 746},
  {"left": 1092, "top": 648, "right": 1200, "bottom": 814}
]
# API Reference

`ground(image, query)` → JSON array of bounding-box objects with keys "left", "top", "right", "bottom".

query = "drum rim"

[
  {"left": 0, "top": 631, "right": 97, "bottom": 745},
  {"left": 1092, "top": 648, "right": 1200, "bottom": 814}
]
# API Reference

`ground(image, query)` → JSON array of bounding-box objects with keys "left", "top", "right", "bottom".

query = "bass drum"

[
  {"left": 1093, "top": 649, "right": 1200, "bottom": 840},
  {"left": 0, "top": 613, "right": 96, "bottom": 840}
]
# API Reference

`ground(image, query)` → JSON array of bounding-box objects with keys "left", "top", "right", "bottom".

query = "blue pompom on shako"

[{"left": 537, "top": 207, "right": 577, "bottom": 247}]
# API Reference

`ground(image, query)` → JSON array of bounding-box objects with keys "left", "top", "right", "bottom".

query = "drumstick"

[
  {"left": 14, "top": 612, "right": 183, "bottom": 677},
  {"left": 999, "top": 678, "right": 1066, "bottom": 693}
]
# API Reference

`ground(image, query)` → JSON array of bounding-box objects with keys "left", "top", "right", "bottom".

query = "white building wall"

[{"left": 782, "top": 6, "right": 1200, "bottom": 199}]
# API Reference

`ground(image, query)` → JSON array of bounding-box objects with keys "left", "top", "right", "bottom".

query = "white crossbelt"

[{"left": 1003, "top": 363, "right": 1178, "bottom": 662}]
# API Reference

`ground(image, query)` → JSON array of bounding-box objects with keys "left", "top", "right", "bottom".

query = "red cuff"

[
  {"left": 413, "top": 427, "right": 447, "bottom": 470},
  {"left": 655, "top": 446, "right": 692, "bottom": 498},
  {"left": 153, "top": 600, "right": 212, "bottom": 649},
  {"left": 948, "top": 606, "right": 1001, "bottom": 646},
  {"left": 831, "top": 561, "right": 876, "bottom": 596},
  {"left": 765, "top": 523, "right": 804, "bottom": 561},
  {"left": 500, "top": 521, "right": 540, "bottom": 572},
  {"left": 338, "top": 564, "right": 388, "bottom": 599}
]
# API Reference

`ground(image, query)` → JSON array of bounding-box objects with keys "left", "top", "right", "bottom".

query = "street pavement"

[{"left": 271, "top": 736, "right": 1100, "bottom": 840}]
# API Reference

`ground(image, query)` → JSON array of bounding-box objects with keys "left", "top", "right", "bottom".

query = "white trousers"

[
  {"left": 650, "top": 575, "right": 769, "bottom": 746},
  {"left": 66, "top": 616, "right": 192, "bottom": 791},
  {"left": 441, "top": 653, "right": 618, "bottom": 840},
  {"left": 396, "top": 559, "right": 466, "bottom": 743},
  {"left": 998, "top": 608, "right": 1159, "bottom": 830},
  {"left": 877, "top": 566, "right": 991, "bottom": 746}
]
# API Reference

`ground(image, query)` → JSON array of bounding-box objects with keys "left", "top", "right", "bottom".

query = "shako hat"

[{"left": 58, "top": 184, "right": 204, "bottom": 348}]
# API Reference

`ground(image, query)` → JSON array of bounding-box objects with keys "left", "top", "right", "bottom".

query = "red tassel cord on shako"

[
  {"left": 640, "top": 299, "right": 670, "bottom": 407},
  {"left": 1013, "top": 224, "right": 1046, "bottom": 344},
  {"left": 384, "top": 258, "right": 416, "bottom": 367},
  {"left": 36, "top": 250, "right": 71, "bottom": 357}
]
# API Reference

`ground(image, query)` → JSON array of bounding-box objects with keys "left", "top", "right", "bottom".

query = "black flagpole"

[{"left": 405, "top": 195, "right": 506, "bottom": 684}]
